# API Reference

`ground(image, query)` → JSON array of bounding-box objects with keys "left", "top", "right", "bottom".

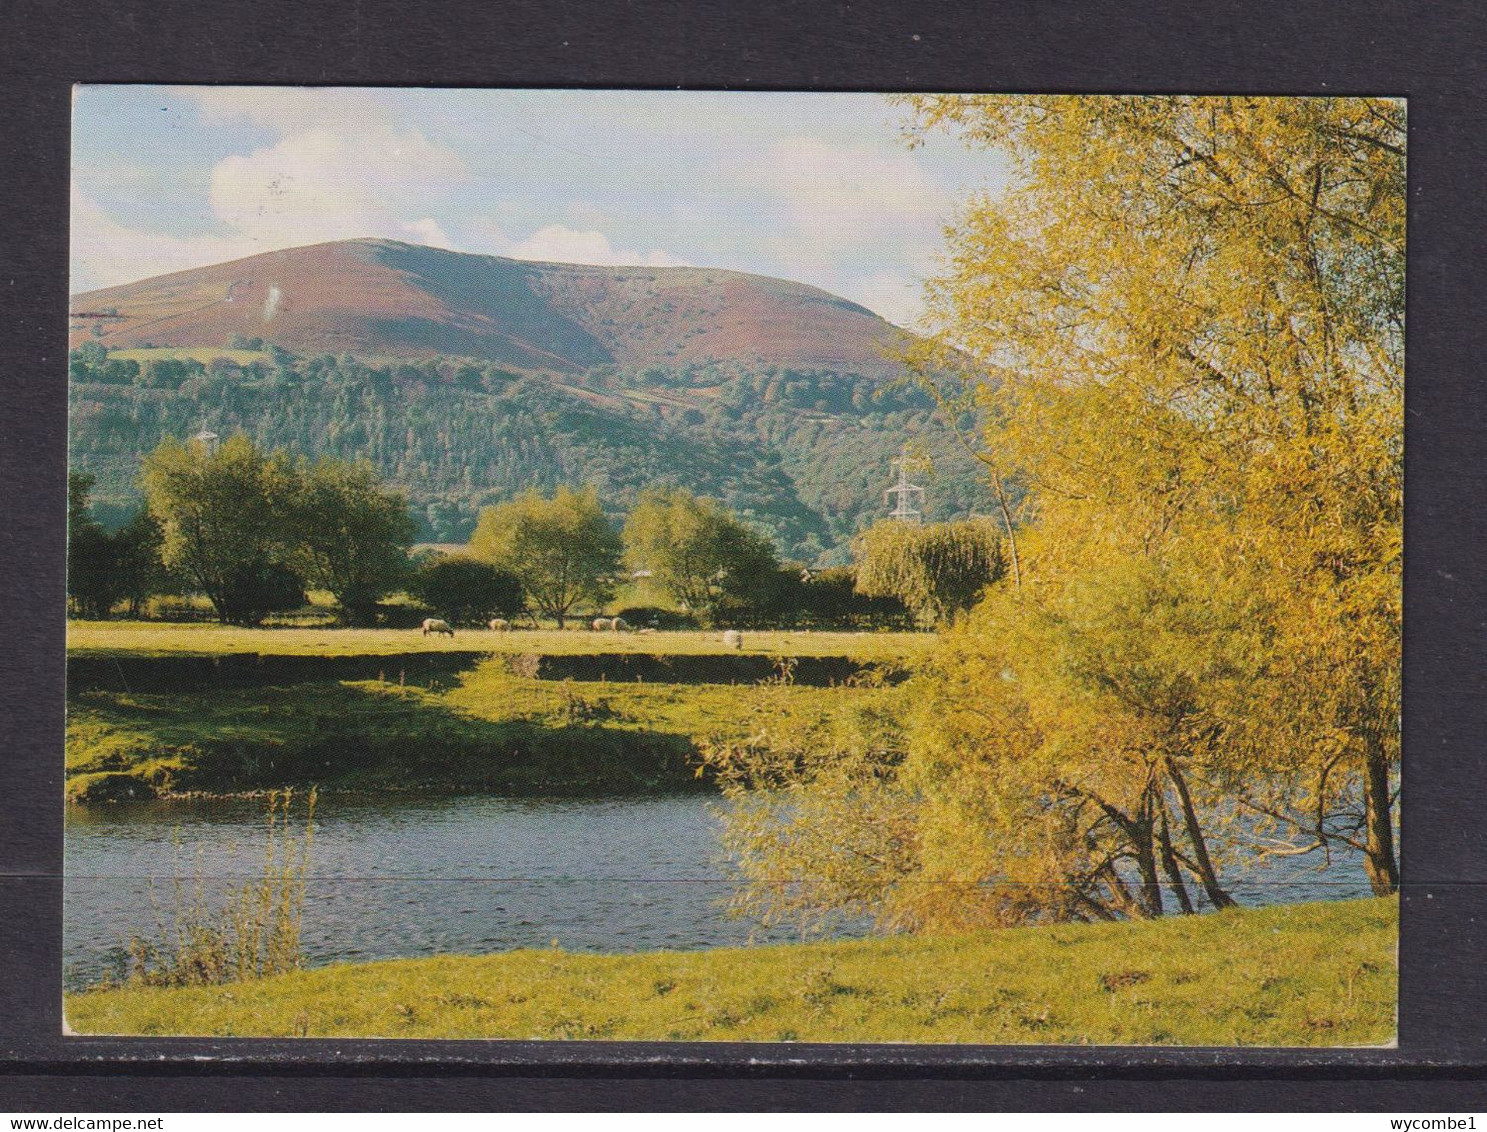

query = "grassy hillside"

[
  {"left": 66, "top": 896, "right": 1397, "bottom": 1045},
  {"left": 71, "top": 240, "right": 904, "bottom": 377},
  {"left": 68, "top": 240, "right": 996, "bottom": 555}
]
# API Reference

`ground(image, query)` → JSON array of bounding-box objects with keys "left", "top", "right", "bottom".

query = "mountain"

[
  {"left": 70, "top": 238, "right": 906, "bottom": 379},
  {"left": 68, "top": 241, "right": 995, "bottom": 562}
]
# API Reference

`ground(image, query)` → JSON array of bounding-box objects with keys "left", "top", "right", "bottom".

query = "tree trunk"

[
  {"left": 1157, "top": 806, "right": 1195, "bottom": 915},
  {"left": 1100, "top": 862, "right": 1142, "bottom": 920},
  {"left": 1164, "top": 756, "right": 1236, "bottom": 909},
  {"left": 1133, "top": 816, "right": 1164, "bottom": 918},
  {"left": 1362, "top": 731, "right": 1400, "bottom": 895}
]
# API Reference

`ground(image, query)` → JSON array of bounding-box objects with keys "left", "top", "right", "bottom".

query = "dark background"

[{"left": 4, "top": 0, "right": 1485, "bottom": 1111}]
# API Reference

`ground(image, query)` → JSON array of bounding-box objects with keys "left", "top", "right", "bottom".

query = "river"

[{"left": 63, "top": 793, "right": 1377, "bottom": 991}]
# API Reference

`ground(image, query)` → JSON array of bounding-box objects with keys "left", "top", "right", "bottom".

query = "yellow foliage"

[{"left": 891, "top": 96, "right": 1403, "bottom": 917}]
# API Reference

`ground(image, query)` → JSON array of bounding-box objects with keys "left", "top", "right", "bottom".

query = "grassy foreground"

[
  {"left": 66, "top": 897, "right": 1396, "bottom": 1046},
  {"left": 68, "top": 622, "right": 932, "bottom": 662}
]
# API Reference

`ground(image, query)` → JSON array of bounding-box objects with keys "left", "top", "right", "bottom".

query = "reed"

[{"left": 123, "top": 788, "right": 316, "bottom": 987}]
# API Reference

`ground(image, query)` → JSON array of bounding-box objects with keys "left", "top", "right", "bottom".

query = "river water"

[{"left": 63, "top": 792, "right": 1377, "bottom": 991}]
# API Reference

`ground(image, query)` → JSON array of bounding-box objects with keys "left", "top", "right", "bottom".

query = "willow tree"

[
  {"left": 853, "top": 518, "right": 1005, "bottom": 627},
  {"left": 897, "top": 95, "right": 1403, "bottom": 897}
]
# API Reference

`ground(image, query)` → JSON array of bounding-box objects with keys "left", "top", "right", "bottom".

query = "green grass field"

[
  {"left": 65, "top": 896, "right": 1397, "bottom": 1045},
  {"left": 67, "top": 622, "right": 932, "bottom": 661},
  {"left": 66, "top": 661, "right": 892, "bottom": 799},
  {"left": 107, "top": 347, "right": 272, "bottom": 366}
]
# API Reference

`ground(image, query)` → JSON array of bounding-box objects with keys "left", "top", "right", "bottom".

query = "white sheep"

[
  {"left": 421, "top": 618, "right": 455, "bottom": 638},
  {"left": 488, "top": 618, "right": 511, "bottom": 631},
  {"left": 721, "top": 629, "right": 742, "bottom": 650}
]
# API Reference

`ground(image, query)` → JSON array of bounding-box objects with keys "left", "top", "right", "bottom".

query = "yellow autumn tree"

[{"left": 897, "top": 95, "right": 1403, "bottom": 902}]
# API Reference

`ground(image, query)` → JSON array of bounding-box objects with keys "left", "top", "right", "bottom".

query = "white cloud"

[
  {"left": 738, "top": 135, "right": 949, "bottom": 279},
  {"left": 73, "top": 91, "right": 476, "bottom": 290},
  {"left": 704, "top": 133, "right": 954, "bottom": 321},
  {"left": 208, "top": 124, "right": 468, "bottom": 247},
  {"left": 506, "top": 224, "right": 687, "bottom": 268},
  {"left": 768, "top": 135, "right": 948, "bottom": 229},
  {"left": 400, "top": 218, "right": 456, "bottom": 249},
  {"left": 70, "top": 184, "right": 253, "bottom": 292}
]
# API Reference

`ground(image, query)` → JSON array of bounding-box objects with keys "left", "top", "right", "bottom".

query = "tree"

[
  {"left": 291, "top": 458, "right": 416, "bottom": 625},
  {"left": 853, "top": 519, "right": 1005, "bottom": 627},
  {"left": 708, "top": 97, "right": 1403, "bottom": 936},
  {"left": 697, "top": 676, "right": 919, "bottom": 936},
  {"left": 68, "top": 472, "right": 172, "bottom": 618},
  {"left": 469, "top": 487, "right": 621, "bottom": 628},
  {"left": 903, "top": 554, "right": 1263, "bottom": 927},
  {"left": 622, "top": 487, "right": 781, "bottom": 626},
  {"left": 67, "top": 472, "right": 122, "bottom": 618},
  {"left": 142, "top": 434, "right": 305, "bottom": 625},
  {"left": 412, "top": 555, "right": 524, "bottom": 625},
  {"left": 894, "top": 95, "right": 1403, "bottom": 896},
  {"left": 111, "top": 506, "right": 171, "bottom": 616}
]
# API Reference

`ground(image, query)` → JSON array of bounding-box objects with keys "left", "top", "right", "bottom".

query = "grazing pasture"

[{"left": 67, "top": 621, "right": 932, "bottom": 662}]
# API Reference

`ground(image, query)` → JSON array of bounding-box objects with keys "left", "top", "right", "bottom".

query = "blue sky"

[{"left": 71, "top": 87, "right": 1007, "bottom": 327}]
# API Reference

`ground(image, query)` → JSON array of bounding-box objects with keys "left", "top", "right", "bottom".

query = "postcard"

[{"left": 63, "top": 88, "right": 1400, "bottom": 1044}]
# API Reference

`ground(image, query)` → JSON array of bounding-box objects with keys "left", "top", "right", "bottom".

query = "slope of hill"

[
  {"left": 67, "top": 241, "right": 995, "bottom": 560},
  {"left": 70, "top": 239, "right": 907, "bottom": 378}
]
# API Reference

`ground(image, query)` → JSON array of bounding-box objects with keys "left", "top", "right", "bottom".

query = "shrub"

[
  {"left": 413, "top": 555, "right": 525, "bottom": 625},
  {"left": 122, "top": 789, "right": 316, "bottom": 988},
  {"left": 613, "top": 606, "right": 699, "bottom": 630}
]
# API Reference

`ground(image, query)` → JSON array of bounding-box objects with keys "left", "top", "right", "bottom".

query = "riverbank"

[
  {"left": 65, "top": 896, "right": 1397, "bottom": 1045},
  {"left": 66, "top": 661, "right": 897, "bottom": 800}
]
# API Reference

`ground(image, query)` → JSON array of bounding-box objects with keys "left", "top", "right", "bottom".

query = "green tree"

[
  {"left": 111, "top": 506, "right": 171, "bottom": 616},
  {"left": 622, "top": 487, "right": 780, "bottom": 626},
  {"left": 67, "top": 471, "right": 122, "bottom": 618},
  {"left": 413, "top": 555, "right": 524, "bottom": 624},
  {"left": 469, "top": 486, "right": 620, "bottom": 628},
  {"left": 853, "top": 519, "right": 1005, "bottom": 627},
  {"left": 291, "top": 458, "right": 416, "bottom": 625},
  {"left": 68, "top": 472, "right": 171, "bottom": 618},
  {"left": 142, "top": 434, "right": 305, "bottom": 625}
]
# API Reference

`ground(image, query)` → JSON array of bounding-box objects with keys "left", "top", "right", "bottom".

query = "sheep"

[
  {"left": 488, "top": 618, "right": 511, "bottom": 631},
  {"left": 611, "top": 616, "right": 630, "bottom": 632},
  {"left": 421, "top": 618, "right": 455, "bottom": 638},
  {"left": 592, "top": 617, "right": 614, "bottom": 631},
  {"left": 721, "top": 629, "right": 742, "bottom": 650}
]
